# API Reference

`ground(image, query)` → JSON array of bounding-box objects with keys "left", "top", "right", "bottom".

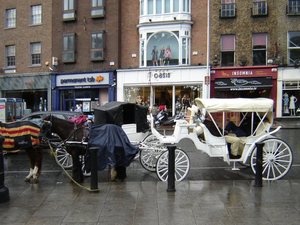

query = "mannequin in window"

[
  {"left": 283, "top": 92, "right": 289, "bottom": 114},
  {"left": 159, "top": 47, "right": 165, "bottom": 66},
  {"left": 289, "top": 95, "right": 297, "bottom": 116},
  {"left": 164, "top": 46, "right": 172, "bottom": 65},
  {"left": 151, "top": 46, "right": 158, "bottom": 66}
]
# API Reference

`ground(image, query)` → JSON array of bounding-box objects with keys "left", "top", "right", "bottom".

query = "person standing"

[
  {"left": 151, "top": 46, "right": 158, "bottom": 66},
  {"left": 164, "top": 46, "right": 172, "bottom": 65},
  {"left": 283, "top": 92, "right": 289, "bottom": 114}
]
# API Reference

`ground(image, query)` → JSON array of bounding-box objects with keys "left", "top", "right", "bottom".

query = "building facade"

[
  {"left": 0, "top": 0, "right": 53, "bottom": 113},
  {"left": 117, "top": 0, "right": 209, "bottom": 116},
  {"left": 209, "top": 0, "right": 300, "bottom": 117},
  {"left": 50, "top": 0, "right": 119, "bottom": 112}
]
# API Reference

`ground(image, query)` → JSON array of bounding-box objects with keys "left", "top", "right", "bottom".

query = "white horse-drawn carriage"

[{"left": 140, "top": 98, "right": 293, "bottom": 182}]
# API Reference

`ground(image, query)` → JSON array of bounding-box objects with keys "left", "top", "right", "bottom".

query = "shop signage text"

[
  {"left": 56, "top": 73, "right": 109, "bottom": 87},
  {"left": 151, "top": 70, "right": 171, "bottom": 79}
]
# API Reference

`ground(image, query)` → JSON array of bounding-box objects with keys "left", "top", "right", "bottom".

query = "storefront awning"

[{"left": 214, "top": 76, "right": 273, "bottom": 91}]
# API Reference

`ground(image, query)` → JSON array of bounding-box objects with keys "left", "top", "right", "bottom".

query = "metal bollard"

[
  {"left": 89, "top": 147, "right": 99, "bottom": 191},
  {"left": 0, "top": 136, "right": 10, "bottom": 203},
  {"left": 167, "top": 145, "right": 176, "bottom": 192},
  {"left": 254, "top": 142, "right": 264, "bottom": 187}
]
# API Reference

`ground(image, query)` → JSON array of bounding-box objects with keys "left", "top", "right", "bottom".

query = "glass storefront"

[
  {"left": 282, "top": 81, "right": 300, "bottom": 116},
  {"left": 124, "top": 84, "right": 202, "bottom": 116}
]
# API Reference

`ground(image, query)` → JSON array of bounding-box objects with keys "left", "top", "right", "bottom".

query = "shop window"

[
  {"left": 287, "top": 0, "right": 300, "bottom": 15},
  {"left": 91, "top": 0, "right": 105, "bottom": 18},
  {"left": 124, "top": 87, "right": 151, "bottom": 106},
  {"left": 91, "top": 31, "right": 104, "bottom": 61},
  {"left": 221, "top": 34, "right": 235, "bottom": 66},
  {"left": 252, "top": 33, "right": 267, "bottom": 65},
  {"left": 31, "top": 5, "right": 42, "bottom": 25},
  {"left": 63, "top": 0, "right": 76, "bottom": 21},
  {"left": 251, "top": 0, "right": 267, "bottom": 16},
  {"left": 5, "top": 45, "right": 16, "bottom": 68},
  {"left": 146, "top": 31, "right": 179, "bottom": 66},
  {"left": 63, "top": 33, "right": 76, "bottom": 63},
  {"left": 5, "top": 8, "right": 16, "bottom": 28},
  {"left": 220, "top": 0, "right": 236, "bottom": 18},
  {"left": 288, "top": 32, "right": 300, "bottom": 66},
  {"left": 30, "top": 42, "right": 41, "bottom": 65},
  {"left": 140, "top": 0, "right": 190, "bottom": 15}
]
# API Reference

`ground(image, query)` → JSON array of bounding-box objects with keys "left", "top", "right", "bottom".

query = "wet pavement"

[{"left": 1, "top": 119, "right": 300, "bottom": 224}]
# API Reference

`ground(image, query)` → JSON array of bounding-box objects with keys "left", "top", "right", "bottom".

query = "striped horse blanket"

[{"left": 0, "top": 121, "right": 41, "bottom": 150}]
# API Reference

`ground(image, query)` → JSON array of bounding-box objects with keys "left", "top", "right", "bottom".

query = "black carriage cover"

[
  {"left": 93, "top": 101, "right": 149, "bottom": 133},
  {"left": 88, "top": 124, "right": 139, "bottom": 170}
]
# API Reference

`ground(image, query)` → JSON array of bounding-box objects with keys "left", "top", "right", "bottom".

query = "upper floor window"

[
  {"left": 288, "top": 32, "right": 300, "bottom": 65},
  {"left": 63, "top": 0, "right": 76, "bottom": 21},
  {"left": 252, "top": 33, "right": 267, "bottom": 65},
  {"left": 140, "top": 0, "right": 190, "bottom": 15},
  {"left": 5, "top": 8, "right": 16, "bottom": 28},
  {"left": 91, "top": 0, "right": 105, "bottom": 18},
  {"left": 220, "top": 0, "right": 236, "bottom": 18},
  {"left": 287, "top": 0, "right": 300, "bottom": 15},
  {"left": 91, "top": 32, "right": 104, "bottom": 61},
  {"left": 221, "top": 34, "right": 235, "bottom": 66},
  {"left": 31, "top": 5, "right": 42, "bottom": 25},
  {"left": 252, "top": 0, "right": 267, "bottom": 16},
  {"left": 5, "top": 45, "right": 16, "bottom": 67},
  {"left": 63, "top": 33, "right": 76, "bottom": 63},
  {"left": 30, "top": 42, "right": 41, "bottom": 65}
]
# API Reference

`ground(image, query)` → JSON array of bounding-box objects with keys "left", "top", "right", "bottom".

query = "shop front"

[
  {"left": 51, "top": 71, "right": 116, "bottom": 112},
  {"left": 117, "top": 66, "right": 207, "bottom": 116},
  {"left": 0, "top": 73, "right": 51, "bottom": 114},
  {"left": 277, "top": 67, "right": 300, "bottom": 117},
  {"left": 210, "top": 66, "right": 278, "bottom": 113}
]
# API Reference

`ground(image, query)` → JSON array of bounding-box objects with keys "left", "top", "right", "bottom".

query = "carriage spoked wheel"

[
  {"left": 139, "top": 134, "right": 167, "bottom": 172},
  {"left": 156, "top": 148, "right": 190, "bottom": 182},
  {"left": 55, "top": 146, "right": 73, "bottom": 169},
  {"left": 250, "top": 138, "right": 293, "bottom": 181}
]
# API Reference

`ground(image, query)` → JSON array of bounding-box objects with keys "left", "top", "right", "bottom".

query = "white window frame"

[
  {"left": 6, "top": 45, "right": 16, "bottom": 68},
  {"left": 221, "top": 0, "right": 236, "bottom": 18},
  {"left": 5, "top": 8, "right": 16, "bottom": 28},
  {"left": 288, "top": 31, "right": 300, "bottom": 65},
  {"left": 30, "top": 42, "right": 41, "bottom": 65},
  {"left": 31, "top": 5, "right": 42, "bottom": 25},
  {"left": 140, "top": 0, "right": 190, "bottom": 15}
]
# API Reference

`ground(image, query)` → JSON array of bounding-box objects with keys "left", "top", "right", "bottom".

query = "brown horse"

[
  {"left": 43, "top": 115, "right": 88, "bottom": 183},
  {"left": 0, "top": 121, "right": 44, "bottom": 183}
]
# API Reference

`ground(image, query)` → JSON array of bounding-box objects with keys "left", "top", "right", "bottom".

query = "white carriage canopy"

[
  {"left": 194, "top": 98, "right": 273, "bottom": 113},
  {"left": 194, "top": 98, "right": 274, "bottom": 124}
]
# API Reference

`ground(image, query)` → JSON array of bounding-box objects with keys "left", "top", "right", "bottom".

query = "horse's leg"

[
  {"left": 110, "top": 166, "right": 117, "bottom": 181},
  {"left": 32, "top": 148, "right": 43, "bottom": 184},
  {"left": 25, "top": 148, "right": 35, "bottom": 182},
  {"left": 70, "top": 149, "right": 83, "bottom": 183}
]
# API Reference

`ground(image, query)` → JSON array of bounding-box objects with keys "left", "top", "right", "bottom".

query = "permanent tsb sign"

[{"left": 56, "top": 73, "right": 109, "bottom": 87}]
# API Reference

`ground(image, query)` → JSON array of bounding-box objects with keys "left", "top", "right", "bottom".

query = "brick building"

[
  {"left": 209, "top": 0, "right": 300, "bottom": 117},
  {"left": 50, "top": 0, "right": 120, "bottom": 111},
  {"left": 0, "top": 0, "right": 53, "bottom": 115}
]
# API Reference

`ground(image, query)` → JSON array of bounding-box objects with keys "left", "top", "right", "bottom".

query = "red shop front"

[{"left": 210, "top": 66, "right": 278, "bottom": 111}]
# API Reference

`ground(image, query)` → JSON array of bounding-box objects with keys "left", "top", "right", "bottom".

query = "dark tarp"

[
  {"left": 93, "top": 101, "right": 149, "bottom": 133},
  {"left": 88, "top": 124, "right": 139, "bottom": 171}
]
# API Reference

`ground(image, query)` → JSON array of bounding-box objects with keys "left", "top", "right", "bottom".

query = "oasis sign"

[{"left": 56, "top": 73, "right": 109, "bottom": 86}]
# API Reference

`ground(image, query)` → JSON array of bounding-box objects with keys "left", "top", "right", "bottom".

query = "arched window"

[{"left": 146, "top": 31, "right": 179, "bottom": 66}]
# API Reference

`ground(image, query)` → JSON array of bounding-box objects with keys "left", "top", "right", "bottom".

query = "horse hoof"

[
  {"left": 24, "top": 177, "right": 31, "bottom": 182},
  {"left": 31, "top": 178, "right": 39, "bottom": 184}
]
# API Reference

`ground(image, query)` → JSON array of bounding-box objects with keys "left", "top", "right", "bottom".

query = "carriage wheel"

[
  {"left": 156, "top": 148, "right": 190, "bottom": 182},
  {"left": 250, "top": 138, "right": 293, "bottom": 181},
  {"left": 55, "top": 146, "right": 73, "bottom": 169},
  {"left": 139, "top": 134, "right": 167, "bottom": 172}
]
